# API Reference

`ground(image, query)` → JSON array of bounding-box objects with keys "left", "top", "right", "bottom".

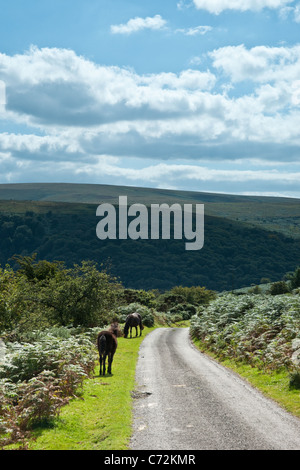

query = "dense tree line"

[{"left": 0, "top": 203, "right": 299, "bottom": 292}]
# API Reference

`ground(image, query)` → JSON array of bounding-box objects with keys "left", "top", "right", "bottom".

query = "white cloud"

[
  {"left": 279, "top": 3, "right": 300, "bottom": 22},
  {"left": 0, "top": 132, "right": 83, "bottom": 157},
  {"left": 193, "top": 0, "right": 293, "bottom": 14},
  {"left": 141, "top": 69, "right": 216, "bottom": 91},
  {"left": 1, "top": 145, "right": 299, "bottom": 195},
  {"left": 176, "top": 25, "right": 212, "bottom": 36},
  {"left": 0, "top": 81, "right": 5, "bottom": 104},
  {"left": 110, "top": 15, "right": 167, "bottom": 34},
  {"left": 209, "top": 44, "right": 300, "bottom": 82},
  {"left": 111, "top": 15, "right": 213, "bottom": 38},
  {"left": 1, "top": 44, "right": 300, "bottom": 192},
  {"left": 293, "top": 3, "right": 300, "bottom": 21},
  {"left": 0, "top": 46, "right": 298, "bottom": 138},
  {"left": 74, "top": 159, "right": 300, "bottom": 190},
  {"left": 0, "top": 47, "right": 218, "bottom": 128},
  {"left": 177, "top": 0, "right": 194, "bottom": 9}
]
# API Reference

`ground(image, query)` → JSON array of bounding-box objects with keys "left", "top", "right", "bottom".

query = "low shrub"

[
  {"left": 190, "top": 293, "right": 300, "bottom": 374},
  {"left": 168, "top": 303, "right": 197, "bottom": 320},
  {"left": 0, "top": 330, "right": 97, "bottom": 449}
]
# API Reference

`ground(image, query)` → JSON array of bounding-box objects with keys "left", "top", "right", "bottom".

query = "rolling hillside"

[
  {"left": 0, "top": 182, "right": 299, "bottom": 239},
  {"left": 0, "top": 183, "right": 299, "bottom": 292}
]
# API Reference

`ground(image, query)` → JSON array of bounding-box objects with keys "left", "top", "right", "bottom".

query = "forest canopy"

[{"left": 0, "top": 203, "right": 299, "bottom": 292}]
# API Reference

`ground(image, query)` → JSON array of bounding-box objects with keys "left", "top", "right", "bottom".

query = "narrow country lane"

[{"left": 130, "top": 328, "right": 300, "bottom": 450}]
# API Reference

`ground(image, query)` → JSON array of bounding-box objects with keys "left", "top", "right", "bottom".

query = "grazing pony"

[
  {"left": 123, "top": 312, "right": 144, "bottom": 338},
  {"left": 97, "top": 324, "right": 118, "bottom": 376}
]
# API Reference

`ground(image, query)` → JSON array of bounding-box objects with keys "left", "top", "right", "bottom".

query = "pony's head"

[{"left": 123, "top": 321, "right": 129, "bottom": 338}]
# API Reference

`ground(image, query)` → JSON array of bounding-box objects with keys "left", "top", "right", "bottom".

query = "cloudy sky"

[{"left": 1, "top": 0, "right": 300, "bottom": 197}]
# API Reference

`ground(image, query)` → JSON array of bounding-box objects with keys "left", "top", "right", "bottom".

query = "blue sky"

[{"left": 0, "top": 0, "right": 300, "bottom": 197}]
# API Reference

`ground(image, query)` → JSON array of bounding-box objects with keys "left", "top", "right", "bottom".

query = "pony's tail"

[{"left": 99, "top": 334, "right": 106, "bottom": 354}]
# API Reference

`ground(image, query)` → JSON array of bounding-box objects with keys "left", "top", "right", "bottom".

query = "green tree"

[
  {"left": 0, "top": 257, "right": 123, "bottom": 333},
  {"left": 287, "top": 267, "right": 300, "bottom": 290},
  {"left": 13, "top": 253, "right": 62, "bottom": 282},
  {"left": 34, "top": 261, "right": 123, "bottom": 327},
  {"left": 169, "top": 285, "right": 216, "bottom": 305},
  {"left": 269, "top": 281, "right": 290, "bottom": 296},
  {"left": 0, "top": 266, "right": 22, "bottom": 333},
  {"left": 121, "top": 288, "right": 157, "bottom": 308}
]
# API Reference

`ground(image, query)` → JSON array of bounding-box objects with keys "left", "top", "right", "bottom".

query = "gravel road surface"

[{"left": 130, "top": 328, "right": 300, "bottom": 450}]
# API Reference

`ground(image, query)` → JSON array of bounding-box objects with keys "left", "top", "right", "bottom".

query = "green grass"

[
  {"left": 29, "top": 327, "right": 156, "bottom": 450},
  {"left": 192, "top": 338, "right": 300, "bottom": 419}
]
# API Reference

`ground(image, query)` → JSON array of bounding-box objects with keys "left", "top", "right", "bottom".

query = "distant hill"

[
  {"left": 0, "top": 182, "right": 299, "bottom": 239},
  {"left": 0, "top": 183, "right": 299, "bottom": 292}
]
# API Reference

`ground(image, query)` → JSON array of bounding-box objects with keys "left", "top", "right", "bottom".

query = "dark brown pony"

[
  {"left": 97, "top": 324, "right": 118, "bottom": 376},
  {"left": 123, "top": 312, "right": 144, "bottom": 338}
]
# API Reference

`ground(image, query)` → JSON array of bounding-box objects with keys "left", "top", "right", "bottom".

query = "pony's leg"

[
  {"left": 108, "top": 353, "right": 113, "bottom": 374},
  {"left": 99, "top": 355, "right": 103, "bottom": 376},
  {"left": 102, "top": 354, "right": 107, "bottom": 375},
  {"left": 135, "top": 326, "right": 138, "bottom": 337}
]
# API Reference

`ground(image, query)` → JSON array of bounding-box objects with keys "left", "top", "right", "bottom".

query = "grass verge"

[
  {"left": 29, "top": 326, "right": 156, "bottom": 450},
  {"left": 192, "top": 337, "right": 300, "bottom": 419}
]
